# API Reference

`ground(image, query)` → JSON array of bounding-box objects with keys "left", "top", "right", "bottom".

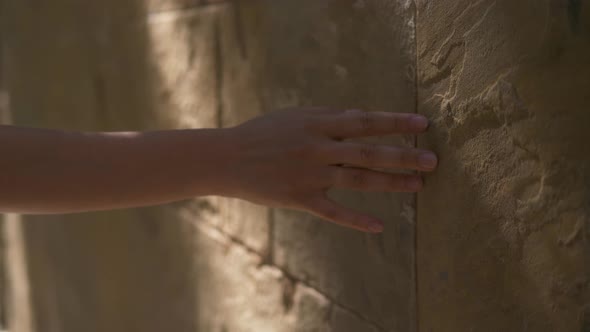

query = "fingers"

[
  {"left": 320, "top": 142, "right": 438, "bottom": 172},
  {"left": 306, "top": 195, "right": 385, "bottom": 233},
  {"left": 313, "top": 109, "right": 429, "bottom": 138},
  {"left": 330, "top": 166, "right": 424, "bottom": 192}
]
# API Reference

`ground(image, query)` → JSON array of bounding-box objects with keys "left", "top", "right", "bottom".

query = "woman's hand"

[
  {"left": 223, "top": 108, "right": 438, "bottom": 233},
  {"left": 0, "top": 108, "right": 435, "bottom": 230}
]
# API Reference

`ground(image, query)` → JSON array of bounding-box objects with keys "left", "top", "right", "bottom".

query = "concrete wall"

[{"left": 2, "top": 0, "right": 589, "bottom": 331}]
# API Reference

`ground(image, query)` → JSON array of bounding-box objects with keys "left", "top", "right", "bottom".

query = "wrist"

[{"left": 186, "top": 127, "right": 241, "bottom": 198}]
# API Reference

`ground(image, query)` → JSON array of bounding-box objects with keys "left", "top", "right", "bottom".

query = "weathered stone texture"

[
  {"left": 175, "top": 205, "right": 374, "bottom": 332},
  {"left": 417, "top": 1, "right": 590, "bottom": 331}
]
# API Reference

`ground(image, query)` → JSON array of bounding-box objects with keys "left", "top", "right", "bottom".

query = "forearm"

[{"left": 0, "top": 125, "right": 234, "bottom": 214}]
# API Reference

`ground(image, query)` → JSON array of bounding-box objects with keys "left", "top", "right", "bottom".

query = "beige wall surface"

[{"left": 2, "top": 0, "right": 589, "bottom": 331}]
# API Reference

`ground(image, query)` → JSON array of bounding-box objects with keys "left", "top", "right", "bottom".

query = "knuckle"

[
  {"left": 400, "top": 149, "right": 415, "bottom": 168},
  {"left": 389, "top": 149, "right": 402, "bottom": 167},
  {"left": 359, "top": 112, "right": 374, "bottom": 134},
  {"left": 331, "top": 167, "right": 345, "bottom": 185},
  {"left": 350, "top": 169, "right": 368, "bottom": 188},
  {"left": 301, "top": 116, "right": 319, "bottom": 132},
  {"left": 391, "top": 116, "right": 401, "bottom": 132},
  {"left": 402, "top": 176, "right": 414, "bottom": 191},
  {"left": 359, "top": 144, "right": 378, "bottom": 163}
]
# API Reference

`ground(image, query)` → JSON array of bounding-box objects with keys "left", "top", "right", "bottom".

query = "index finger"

[{"left": 313, "top": 109, "right": 429, "bottom": 139}]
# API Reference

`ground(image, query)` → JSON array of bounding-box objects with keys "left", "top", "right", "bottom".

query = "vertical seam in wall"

[
  {"left": 265, "top": 208, "right": 275, "bottom": 265},
  {"left": 213, "top": 17, "right": 224, "bottom": 129},
  {"left": 0, "top": 0, "right": 11, "bottom": 126},
  {"left": 412, "top": 1, "right": 420, "bottom": 332}
]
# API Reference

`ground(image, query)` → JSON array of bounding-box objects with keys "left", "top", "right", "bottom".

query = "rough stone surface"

[
  {"left": 206, "top": 197, "right": 270, "bottom": 255},
  {"left": 273, "top": 202, "right": 414, "bottom": 331},
  {"left": 174, "top": 206, "right": 353, "bottom": 332},
  {"left": 179, "top": 217, "right": 287, "bottom": 332},
  {"left": 417, "top": 1, "right": 590, "bottom": 331}
]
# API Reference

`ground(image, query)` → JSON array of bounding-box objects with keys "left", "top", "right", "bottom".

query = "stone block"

[
  {"left": 178, "top": 212, "right": 336, "bottom": 332},
  {"left": 257, "top": 1, "right": 417, "bottom": 330},
  {"left": 273, "top": 194, "right": 414, "bottom": 331},
  {"left": 187, "top": 221, "right": 286, "bottom": 332},
  {"left": 417, "top": 1, "right": 590, "bottom": 331}
]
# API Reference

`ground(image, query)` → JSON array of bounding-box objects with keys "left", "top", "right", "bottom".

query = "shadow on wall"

[{"left": 2, "top": 0, "right": 224, "bottom": 331}]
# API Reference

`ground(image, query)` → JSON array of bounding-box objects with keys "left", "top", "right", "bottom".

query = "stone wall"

[
  {"left": 2, "top": 0, "right": 589, "bottom": 331},
  {"left": 417, "top": 1, "right": 590, "bottom": 331}
]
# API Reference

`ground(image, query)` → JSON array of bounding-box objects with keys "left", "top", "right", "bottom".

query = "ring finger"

[
  {"left": 330, "top": 166, "right": 424, "bottom": 192},
  {"left": 320, "top": 142, "right": 438, "bottom": 172}
]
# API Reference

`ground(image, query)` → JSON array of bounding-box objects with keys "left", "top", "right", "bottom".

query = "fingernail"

[
  {"left": 410, "top": 115, "right": 429, "bottom": 130},
  {"left": 368, "top": 222, "right": 384, "bottom": 233},
  {"left": 407, "top": 177, "right": 423, "bottom": 191},
  {"left": 418, "top": 153, "right": 438, "bottom": 169}
]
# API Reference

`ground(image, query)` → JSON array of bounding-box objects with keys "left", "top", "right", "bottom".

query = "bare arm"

[
  {"left": 0, "top": 125, "right": 235, "bottom": 214},
  {"left": 0, "top": 107, "right": 437, "bottom": 233}
]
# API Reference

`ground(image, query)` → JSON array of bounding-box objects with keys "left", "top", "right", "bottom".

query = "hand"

[{"left": 223, "top": 107, "right": 437, "bottom": 233}]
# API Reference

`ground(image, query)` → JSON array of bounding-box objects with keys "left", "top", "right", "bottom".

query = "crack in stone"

[{"left": 192, "top": 220, "right": 388, "bottom": 332}]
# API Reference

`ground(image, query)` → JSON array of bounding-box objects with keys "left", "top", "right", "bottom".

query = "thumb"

[{"left": 305, "top": 194, "right": 384, "bottom": 233}]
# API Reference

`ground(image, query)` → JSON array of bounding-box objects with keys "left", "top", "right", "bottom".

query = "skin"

[{"left": 0, "top": 107, "right": 437, "bottom": 233}]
